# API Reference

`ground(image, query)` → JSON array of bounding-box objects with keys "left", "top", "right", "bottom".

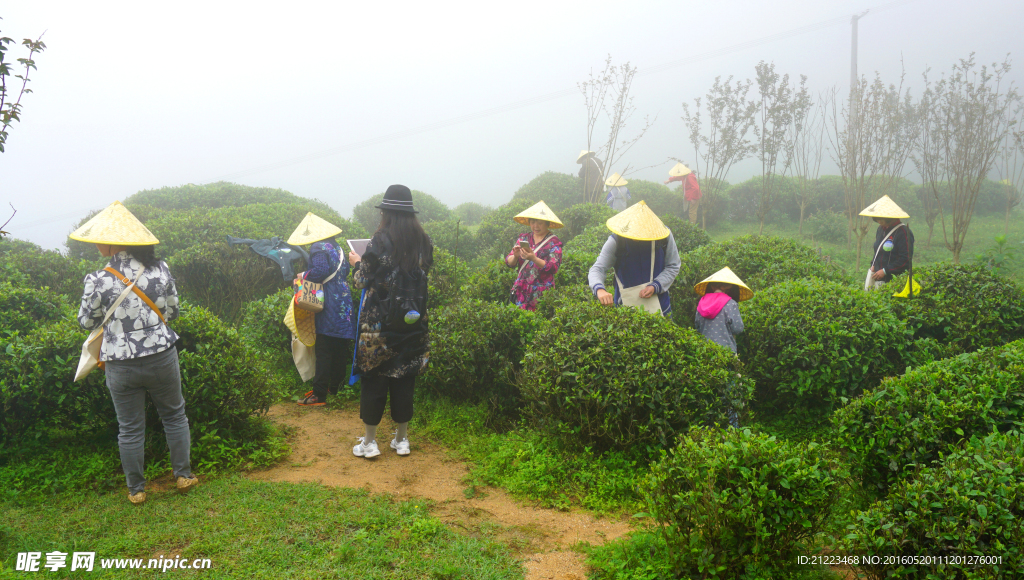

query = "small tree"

[
  {"left": 0, "top": 19, "right": 46, "bottom": 153},
  {"left": 790, "top": 90, "right": 829, "bottom": 234},
  {"left": 915, "top": 54, "right": 1021, "bottom": 263},
  {"left": 995, "top": 102, "right": 1024, "bottom": 236},
  {"left": 828, "top": 70, "right": 918, "bottom": 270},
  {"left": 578, "top": 55, "right": 654, "bottom": 203},
  {"left": 682, "top": 76, "right": 758, "bottom": 230},
  {"left": 752, "top": 62, "right": 804, "bottom": 235}
]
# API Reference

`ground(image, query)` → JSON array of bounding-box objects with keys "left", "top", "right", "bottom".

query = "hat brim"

[
  {"left": 693, "top": 281, "right": 754, "bottom": 301},
  {"left": 513, "top": 216, "right": 564, "bottom": 229}
]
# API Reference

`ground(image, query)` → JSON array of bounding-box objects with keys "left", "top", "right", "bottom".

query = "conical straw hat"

[
  {"left": 68, "top": 201, "right": 159, "bottom": 245},
  {"left": 513, "top": 201, "right": 564, "bottom": 229},
  {"left": 283, "top": 299, "right": 317, "bottom": 346},
  {"left": 605, "top": 173, "right": 628, "bottom": 187},
  {"left": 668, "top": 162, "right": 692, "bottom": 177},
  {"left": 577, "top": 150, "right": 596, "bottom": 163},
  {"left": 693, "top": 267, "right": 754, "bottom": 301},
  {"left": 287, "top": 212, "right": 343, "bottom": 245},
  {"left": 605, "top": 200, "right": 669, "bottom": 241},
  {"left": 859, "top": 195, "right": 909, "bottom": 219}
]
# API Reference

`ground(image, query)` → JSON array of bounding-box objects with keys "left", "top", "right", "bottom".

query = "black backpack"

[{"left": 382, "top": 264, "right": 428, "bottom": 332}]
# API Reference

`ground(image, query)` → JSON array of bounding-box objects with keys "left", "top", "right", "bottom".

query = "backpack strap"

[{"left": 104, "top": 266, "right": 166, "bottom": 324}]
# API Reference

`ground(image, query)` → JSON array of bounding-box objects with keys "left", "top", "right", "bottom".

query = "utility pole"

[{"left": 849, "top": 10, "right": 870, "bottom": 122}]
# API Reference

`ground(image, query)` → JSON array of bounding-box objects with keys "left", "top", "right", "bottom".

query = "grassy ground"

[
  {"left": 706, "top": 213, "right": 1024, "bottom": 283},
  {"left": 0, "top": 476, "right": 523, "bottom": 580}
]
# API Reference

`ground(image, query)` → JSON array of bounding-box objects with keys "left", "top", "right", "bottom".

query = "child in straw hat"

[
  {"left": 71, "top": 201, "right": 198, "bottom": 505},
  {"left": 694, "top": 267, "right": 752, "bottom": 428}
]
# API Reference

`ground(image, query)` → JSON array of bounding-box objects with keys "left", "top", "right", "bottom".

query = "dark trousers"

[
  {"left": 312, "top": 334, "right": 353, "bottom": 400},
  {"left": 360, "top": 374, "right": 415, "bottom": 426}
]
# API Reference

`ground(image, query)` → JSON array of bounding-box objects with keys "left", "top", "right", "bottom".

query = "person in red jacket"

[{"left": 664, "top": 163, "right": 702, "bottom": 224}]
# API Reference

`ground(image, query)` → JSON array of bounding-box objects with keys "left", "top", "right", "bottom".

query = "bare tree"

[
  {"left": 995, "top": 102, "right": 1024, "bottom": 236},
  {"left": 828, "top": 70, "right": 918, "bottom": 270},
  {"left": 790, "top": 90, "right": 830, "bottom": 234},
  {"left": 752, "top": 62, "right": 804, "bottom": 235},
  {"left": 682, "top": 76, "right": 758, "bottom": 229},
  {"left": 578, "top": 55, "right": 655, "bottom": 203},
  {"left": 916, "top": 54, "right": 1021, "bottom": 263},
  {"left": 0, "top": 20, "right": 46, "bottom": 153}
]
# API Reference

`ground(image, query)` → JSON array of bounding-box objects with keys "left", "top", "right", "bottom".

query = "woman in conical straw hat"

[
  {"left": 71, "top": 201, "right": 197, "bottom": 505},
  {"left": 604, "top": 173, "right": 631, "bottom": 212},
  {"left": 860, "top": 195, "right": 915, "bottom": 291},
  {"left": 347, "top": 185, "right": 433, "bottom": 459},
  {"left": 289, "top": 212, "right": 356, "bottom": 407},
  {"left": 577, "top": 150, "right": 604, "bottom": 203},
  {"left": 504, "top": 200, "right": 564, "bottom": 311},
  {"left": 663, "top": 163, "right": 702, "bottom": 225},
  {"left": 587, "top": 200, "right": 681, "bottom": 317},
  {"left": 693, "top": 267, "right": 752, "bottom": 427}
]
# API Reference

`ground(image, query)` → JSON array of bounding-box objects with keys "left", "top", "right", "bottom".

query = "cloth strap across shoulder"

[
  {"left": 104, "top": 266, "right": 166, "bottom": 323},
  {"left": 519, "top": 233, "right": 556, "bottom": 274},
  {"left": 870, "top": 223, "right": 906, "bottom": 268}
]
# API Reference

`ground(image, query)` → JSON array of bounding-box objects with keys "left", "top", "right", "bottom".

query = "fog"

[{"left": 2, "top": 0, "right": 1022, "bottom": 250}]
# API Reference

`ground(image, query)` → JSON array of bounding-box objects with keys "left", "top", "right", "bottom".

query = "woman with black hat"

[{"left": 347, "top": 185, "right": 433, "bottom": 458}]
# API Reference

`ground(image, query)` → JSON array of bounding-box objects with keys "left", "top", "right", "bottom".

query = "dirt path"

[{"left": 247, "top": 404, "right": 632, "bottom": 580}]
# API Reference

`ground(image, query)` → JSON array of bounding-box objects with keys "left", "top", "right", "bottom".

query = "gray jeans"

[{"left": 105, "top": 347, "right": 193, "bottom": 493}]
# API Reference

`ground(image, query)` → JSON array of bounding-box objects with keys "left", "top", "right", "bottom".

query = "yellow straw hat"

[
  {"left": 859, "top": 195, "right": 910, "bottom": 219},
  {"left": 513, "top": 201, "right": 564, "bottom": 229},
  {"left": 577, "top": 150, "right": 596, "bottom": 163},
  {"left": 668, "top": 163, "right": 692, "bottom": 177},
  {"left": 605, "top": 200, "right": 669, "bottom": 241},
  {"left": 287, "top": 212, "right": 343, "bottom": 246},
  {"left": 605, "top": 173, "right": 628, "bottom": 187},
  {"left": 283, "top": 299, "right": 316, "bottom": 346},
  {"left": 693, "top": 267, "right": 754, "bottom": 301},
  {"left": 68, "top": 201, "right": 159, "bottom": 245}
]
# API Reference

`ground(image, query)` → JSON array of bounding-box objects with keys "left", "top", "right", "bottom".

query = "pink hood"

[{"left": 697, "top": 292, "right": 732, "bottom": 319}]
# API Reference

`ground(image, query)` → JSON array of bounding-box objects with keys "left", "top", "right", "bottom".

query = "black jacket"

[{"left": 871, "top": 223, "right": 914, "bottom": 282}]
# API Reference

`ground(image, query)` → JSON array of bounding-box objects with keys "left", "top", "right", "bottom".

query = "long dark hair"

[
  {"left": 126, "top": 245, "right": 160, "bottom": 270},
  {"left": 377, "top": 211, "right": 433, "bottom": 273}
]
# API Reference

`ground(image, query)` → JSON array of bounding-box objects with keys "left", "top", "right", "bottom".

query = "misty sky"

[{"left": 2, "top": 0, "right": 1022, "bottom": 250}]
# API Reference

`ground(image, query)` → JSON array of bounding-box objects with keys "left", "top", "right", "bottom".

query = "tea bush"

[
  {"left": 804, "top": 209, "right": 848, "bottom": 243},
  {"left": 647, "top": 427, "right": 844, "bottom": 579},
  {"left": 453, "top": 201, "right": 492, "bottom": 225},
  {"left": 427, "top": 248, "right": 469, "bottom": 310},
  {"left": 420, "top": 299, "right": 542, "bottom": 417},
  {"left": 843, "top": 431, "right": 1024, "bottom": 579},
  {"left": 510, "top": 171, "right": 581, "bottom": 212},
  {"left": 562, "top": 226, "right": 610, "bottom": 255},
  {"left": 628, "top": 180, "right": 686, "bottom": 219},
  {"left": 553, "top": 251, "right": 598, "bottom": 287},
  {"left": 473, "top": 198, "right": 535, "bottom": 260},
  {"left": 740, "top": 278, "right": 911, "bottom": 417},
  {"left": 0, "top": 281, "right": 73, "bottom": 334},
  {"left": 832, "top": 339, "right": 1024, "bottom": 494},
  {"left": 520, "top": 302, "right": 751, "bottom": 450},
  {"left": 238, "top": 288, "right": 300, "bottom": 388},
  {"left": 673, "top": 235, "right": 849, "bottom": 325},
  {"left": 463, "top": 259, "right": 517, "bottom": 304},
  {"left": 889, "top": 263, "right": 1024, "bottom": 355},
  {"left": 660, "top": 214, "right": 712, "bottom": 254},
  {"left": 535, "top": 284, "right": 594, "bottom": 319},
  {"left": 559, "top": 203, "right": 616, "bottom": 242},
  {"left": 0, "top": 238, "right": 97, "bottom": 299},
  {"left": 422, "top": 219, "right": 482, "bottom": 263}
]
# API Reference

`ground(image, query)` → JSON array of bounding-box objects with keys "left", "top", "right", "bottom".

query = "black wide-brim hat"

[{"left": 375, "top": 184, "right": 418, "bottom": 213}]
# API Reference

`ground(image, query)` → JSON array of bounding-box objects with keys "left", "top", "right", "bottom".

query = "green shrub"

[
  {"left": 420, "top": 299, "right": 541, "bottom": 418},
  {"left": 473, "top": 198, "right": 535, "bottom": 260},
  {"left": 843, "top": 431, "right": 1024, "bottom": 579},
  {"left": 238, "top": 288, "right": 300, "bottom": 389},
  {"left": 805, "top": 209, "right": 848, "bottom": 243},
  {"left": 563, "top": 226, "right": 610, "bottom": 255},
  {"left": 0, "top": 238, "right": 97, "bottom": 299},
  {"left": 629, "top": 180, "right": 687, "bottom": 219},
  {"left": 553, "top": 251, "right": 598, "bottom": 287},
  {"left": 453, "top": 201, "right": 492, "bottom": 225},
  {"left": 558, "top": 203, "right": 616, "bottom": 242},
  {"left": 740, "top": 278, "right": 912, "bottom": 417},
  {"left": 428, "top": 248, "right": 470, "bottom": 310},
  {"left": 422, "top": 219, "right": 481, "bottom": 263},
  {"left": 889, "top": 263, "right": 1024, "bottom": 355},
  {"left": 660, "top": 214, "right": 712, "bottom": 254},
  {"left": 0, "top": 281, "right": 73, "bottom": 334},
  {"left": 832, "top": 339, "right": 1024, "bottom": 494},
  {"left": 463, "top": 259, "right": 517, "bottom": 303},
  {"left": 673, "top": 235, "right": 849, "bottom": 325},
  {"left": 510, "top": 171, "right": 581, "bottom": 212},
  {"left": 535, "top": 284, "right": 594, "bottom": 319},
  {"left": 520, "top": 302, "right": 751, "bottom": 450},
  {"left": 585, "top": 531, "right": 676, "bottom": 580},
  {"left": 351, "top": 189, "right": 452, "bottom": 233},
  {"left": 647, "top": 427, "right": 844, "bottom": 579}
]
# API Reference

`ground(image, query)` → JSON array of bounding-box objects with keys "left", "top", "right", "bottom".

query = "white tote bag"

[
  {"left": 615, "top": 242, "right": 662, "bottom": 315},
  {"left": 74, "top": 268, "right": 145, "bottom": 382},
  {"left": 292, "top": 335, "right": 316, "bottom": 382}
]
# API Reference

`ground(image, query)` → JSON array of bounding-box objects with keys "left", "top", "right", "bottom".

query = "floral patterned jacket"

[
  {"left": 506, "top": 232, "right": 562, "bottom": 311},
  {"left": 77, "top": 251, "right": 180, "bottom": 361}
]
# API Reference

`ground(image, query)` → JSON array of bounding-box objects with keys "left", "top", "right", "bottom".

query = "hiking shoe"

[
  {"left": 353, "top": 437, "right": 380, "bottom": 458},
  {"left": 390, "top": 438, "right": 411, "bottom": 456},
  {"left": 176, "top": 475, "right": 199, "bottom": 493},
  {"left": 128, "top": 491, "right": 147, "bottom": 505},
  {"left": 298, "top": 391, "right": 325, "bottom": 406}
]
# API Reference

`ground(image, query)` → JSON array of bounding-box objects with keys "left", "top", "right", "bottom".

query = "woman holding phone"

[{"left": 504, "top": 201, "right": 563, "bottom": 311}]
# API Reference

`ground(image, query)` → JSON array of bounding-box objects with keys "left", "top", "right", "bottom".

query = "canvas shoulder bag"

[
  {"left": 864, "top": 223, "right": 905, "bottom": 291},
  {"left": 296, "top": 261, "right": 342, "bottom": 313},
  {"left": 615, "top": 242, "right": 662, "bottom": 315},
  {"left": 74, "top": 267, "right": 146, "bottom": 382}
]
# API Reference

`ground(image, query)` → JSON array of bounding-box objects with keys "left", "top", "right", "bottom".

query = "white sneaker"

[
  {"left": 390, "top": 437, "right": 411, "bottom": 456},
  {"left": 353, "top": 437, "right": 380, "bottom": 458}
]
